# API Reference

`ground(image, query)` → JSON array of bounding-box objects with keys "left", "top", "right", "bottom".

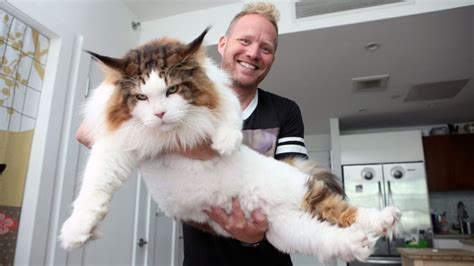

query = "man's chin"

[{"left": 232, "top": 77, "right": 260, "bottom": 90}]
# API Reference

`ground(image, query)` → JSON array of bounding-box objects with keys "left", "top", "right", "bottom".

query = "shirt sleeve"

[{"left": 275, "top": 101, "right": 308, "bottom": 160}]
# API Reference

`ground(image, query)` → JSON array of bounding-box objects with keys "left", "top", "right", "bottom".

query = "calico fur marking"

[
  {"left": 87, "top": 27, "right": 219, "bottom": 133},
  {"left": 283, "top": 157, "right": 358, "bottom": 227}
]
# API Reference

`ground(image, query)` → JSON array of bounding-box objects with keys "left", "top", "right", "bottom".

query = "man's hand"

[
  {"left": 76, "top": 121, "right": 92, "bottom": 148},
  {"left": 204, "top": 198, "right": 268, "bottom": 244},
  {"left": 174, "top": 142, "right": 217, "bottom": 160}
]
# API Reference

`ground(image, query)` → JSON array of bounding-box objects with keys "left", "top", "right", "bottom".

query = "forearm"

[{"left": 184, "top": 220, "right": 216, "bottom": 234}]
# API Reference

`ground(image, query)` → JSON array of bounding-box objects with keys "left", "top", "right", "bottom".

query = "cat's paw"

[
  {"left": 211, "top": 128, "right": 243, "bottom": 156},
  {"left": 339, "top": 227, "right": 377, "bottom": 262},
  {"left": 59, "top": 215, "right": 99, "bottom": 250},
  {"left": 356, "top": 206, "right": 401, "bottom": 237},
  {"left": 378, "top": 206, "right": 401, "bottom": 238}
]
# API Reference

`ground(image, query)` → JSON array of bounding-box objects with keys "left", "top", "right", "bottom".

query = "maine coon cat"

[{"left": 59, "top": 28, "right": 400, "bottom": 262}]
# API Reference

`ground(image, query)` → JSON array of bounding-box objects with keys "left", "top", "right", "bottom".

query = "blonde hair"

[{"left": 226, "top": 2, "right": 280, "bottom": 36}]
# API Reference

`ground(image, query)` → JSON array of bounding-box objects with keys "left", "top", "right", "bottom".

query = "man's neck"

[{"left": 233, "top": 86, "right": 257, "bottom": 111}]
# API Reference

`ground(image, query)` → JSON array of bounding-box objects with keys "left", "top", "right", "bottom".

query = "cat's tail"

[{"left": 282, "top": 157, "right": 345, "bottom": 197}]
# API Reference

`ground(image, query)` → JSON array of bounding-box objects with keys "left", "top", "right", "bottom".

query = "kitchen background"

[
  {"left": 430, "top": 191, "right": 474, "bottom": 229},
  {"left": 0, "top": 0, "right": 473, "bottom": 266}
]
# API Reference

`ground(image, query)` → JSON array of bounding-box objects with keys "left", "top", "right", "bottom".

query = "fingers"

[
  {"left": 231, "top": 198, "right": 246, "bottom": 223},
  {"left": 251, "top": 210, "right": 268, "bottom": 232},
  {"left": 204, "top": 207, "right": 229, "bottom": 226},
  {"left": 204, "top": 199, "right": 268, "bottom": 243}
]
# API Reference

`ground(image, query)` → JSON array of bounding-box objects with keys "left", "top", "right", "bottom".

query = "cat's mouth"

[{"left": 237, "top": 60, "right": 259, "bottom": 70}]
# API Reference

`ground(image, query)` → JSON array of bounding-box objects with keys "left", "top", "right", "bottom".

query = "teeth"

[{"left": 238, "top": 61, "right": 257, "bottom": 70}]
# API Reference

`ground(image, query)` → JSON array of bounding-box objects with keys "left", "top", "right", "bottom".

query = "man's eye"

[
  {"left": 239, "top": 39, "right": 250, "bottom": 45},
  {"left": 136, "top": 94, "right": 148, "bottom": 101},
  {"left": 166, "top": 86, "right": 179, "bottom": 96},
  {"left": 262, "top": 47, "right": 274, "bottom": 54}
]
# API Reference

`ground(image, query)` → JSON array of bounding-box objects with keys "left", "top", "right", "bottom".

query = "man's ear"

[{"left": 217, "top": 36, "right": 227, "bottom": 57}]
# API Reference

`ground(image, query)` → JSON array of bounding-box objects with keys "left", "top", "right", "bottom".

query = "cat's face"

[
  {"left": 90, "top": 28, "right": 219, "bottom": 132},
  {"left": 130, "top": 70, "right": 194, "bottom": 131}
]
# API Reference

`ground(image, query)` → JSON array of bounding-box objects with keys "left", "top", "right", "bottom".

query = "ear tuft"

[
  {"left": 185, "top": 26, "right": 211, "bottom": 57},
  {"left": 85, "top": 50, "right": 127, "bottom": 74}
]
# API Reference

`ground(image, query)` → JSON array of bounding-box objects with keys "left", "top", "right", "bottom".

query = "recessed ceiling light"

[{"left": 365, "top": 42, "right": 380, "bottom": 51}]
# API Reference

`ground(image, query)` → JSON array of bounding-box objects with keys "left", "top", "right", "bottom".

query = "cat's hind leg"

[
  {"left": 356, "top": 206, "right": 401, "bottom": 237},
  {"left": 302, "top": 179, "right": 401, "bottom": 237},
  {"left": 266, "top": 210, "right": 377, "bottom": 262}
]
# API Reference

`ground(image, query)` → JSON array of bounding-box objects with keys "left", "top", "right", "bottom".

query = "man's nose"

[{"left": 245, "top": 44, "right": 261, "bottom": 61}]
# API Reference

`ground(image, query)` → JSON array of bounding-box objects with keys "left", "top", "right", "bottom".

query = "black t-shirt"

[{"left": 183, "top": 89, "right": 308, "bottom": 266}]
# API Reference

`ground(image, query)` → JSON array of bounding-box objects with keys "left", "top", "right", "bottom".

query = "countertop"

[
  {"left": 398, "top": 248, "right": 474, "bottom": 261},
  {"left": 460, "top": 239, "right": 474, "bottom": 246},
  {"left": 434, "top": 234, "right": 473, "bottom": 239}
]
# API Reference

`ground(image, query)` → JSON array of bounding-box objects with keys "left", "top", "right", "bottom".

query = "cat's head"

[{"left": 89, "top": 27, "right": 220, "bottom": 132}]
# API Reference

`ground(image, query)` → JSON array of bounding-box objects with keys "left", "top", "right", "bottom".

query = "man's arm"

[{"left": 275, "top": 102, "right": 308, "bottom": 160}]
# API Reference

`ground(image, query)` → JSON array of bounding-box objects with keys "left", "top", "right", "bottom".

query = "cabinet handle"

[{"left": 138, "top": 238, "right": 148, "bottom": 247}]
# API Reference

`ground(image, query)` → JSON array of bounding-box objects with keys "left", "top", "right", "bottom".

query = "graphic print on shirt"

[{"left": 243, "top": 127, "right": 279, "bottom": 157}]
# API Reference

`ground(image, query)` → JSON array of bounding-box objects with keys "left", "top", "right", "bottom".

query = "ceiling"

[
  {"left": 123, "top": 0, "right": 240, "bottom": 21},
  {"left": 125, "top": 3, "right": 474, "bottom": 135}
]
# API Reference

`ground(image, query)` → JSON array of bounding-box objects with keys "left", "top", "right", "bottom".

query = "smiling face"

[{"left": 218, "top": 13, "right": 277, "bottom": 91}]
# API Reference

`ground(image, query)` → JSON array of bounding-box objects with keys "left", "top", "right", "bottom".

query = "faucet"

[{"left": 456, "top": 201, "right": 469, "bottom": 234}]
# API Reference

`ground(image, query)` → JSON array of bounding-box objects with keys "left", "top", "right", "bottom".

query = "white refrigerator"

[{"left": 343, "top": 162, "right": 432, "bottom": 265}]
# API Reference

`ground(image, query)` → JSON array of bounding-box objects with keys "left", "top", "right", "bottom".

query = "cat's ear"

[
  {"left": 183, "top": 26, "right": 211, "bottom": 57},
  {"left": 86, "top": 50, "right": 128, "bottom": 74}
]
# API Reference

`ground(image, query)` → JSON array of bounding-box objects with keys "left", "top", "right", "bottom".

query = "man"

[
  {"left": 76, "top": 3, "right": 308, "bottom": 265},
  {"left": 181, "top": 3, "right": 308, "bottom": 266}
]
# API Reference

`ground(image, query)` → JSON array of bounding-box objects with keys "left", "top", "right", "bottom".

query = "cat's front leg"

[
  {"left": 59, "top": 140, "right": 138, "bottom": 250},
  {"left": 211, "top": 127, "right": 243, "bottom": 156},
  {"left": 356, "top": 206, "right": 401, "bottom": 237},
  {"left": 210, "top": 92, "right": 243, "bottom": 156}
]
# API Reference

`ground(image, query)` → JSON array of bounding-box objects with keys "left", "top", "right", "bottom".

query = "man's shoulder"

[{"left": 258, "top": 88, "right": 299, "bottom": 108}]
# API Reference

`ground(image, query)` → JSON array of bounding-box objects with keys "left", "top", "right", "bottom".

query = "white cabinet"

[
  {"left": 340, "top": 130, "right": 424, "bottom": 164},
  {"left": 433, "top": 239, "right": 463, "bottom": 249}
]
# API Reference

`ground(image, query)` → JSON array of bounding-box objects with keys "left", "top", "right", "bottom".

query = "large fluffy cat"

[{"left": 60, "top": 28, "right": 400, "bottom": 262}]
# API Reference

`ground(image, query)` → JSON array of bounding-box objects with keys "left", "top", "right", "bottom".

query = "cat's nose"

[{"left": 155, "top": 112, "right": 166, "bottom": 119}]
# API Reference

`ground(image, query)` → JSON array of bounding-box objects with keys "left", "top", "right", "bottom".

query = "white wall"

[
  {"left": 305, "top": 133, "right": 331, "bottom": 168},
  {"left": 140, "top": 0, "right": 474, "bottom": 45},
  {"left": 8, "top": 1, "right": 140, "bottom": 55},
  {"left": 3, "top": 1, "right": 140, "bottom": 265}
]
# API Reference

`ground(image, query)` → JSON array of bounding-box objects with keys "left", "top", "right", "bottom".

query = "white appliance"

[{"left": 343, "top": 162, "right": 432, "bottom": 265}]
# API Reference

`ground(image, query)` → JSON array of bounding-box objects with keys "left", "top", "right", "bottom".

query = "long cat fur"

[{"left": 59, "top": 28, "right": 400, "bottom": 262}]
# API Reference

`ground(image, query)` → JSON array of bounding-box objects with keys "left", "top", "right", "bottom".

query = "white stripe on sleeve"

[
  {"left": 275, "top": 145, "right": 308, "bottom": 155},
  {"left": 277, "top": 137, "right": 305, "bottom": 144}
]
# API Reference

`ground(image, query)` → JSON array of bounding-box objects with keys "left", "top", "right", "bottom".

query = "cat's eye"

[
  {"left": 166, "top": 86, "right": 179, "bottom": 96},
  {"left": 136, "top": 94, "right": 148, "bottom": 101}
]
